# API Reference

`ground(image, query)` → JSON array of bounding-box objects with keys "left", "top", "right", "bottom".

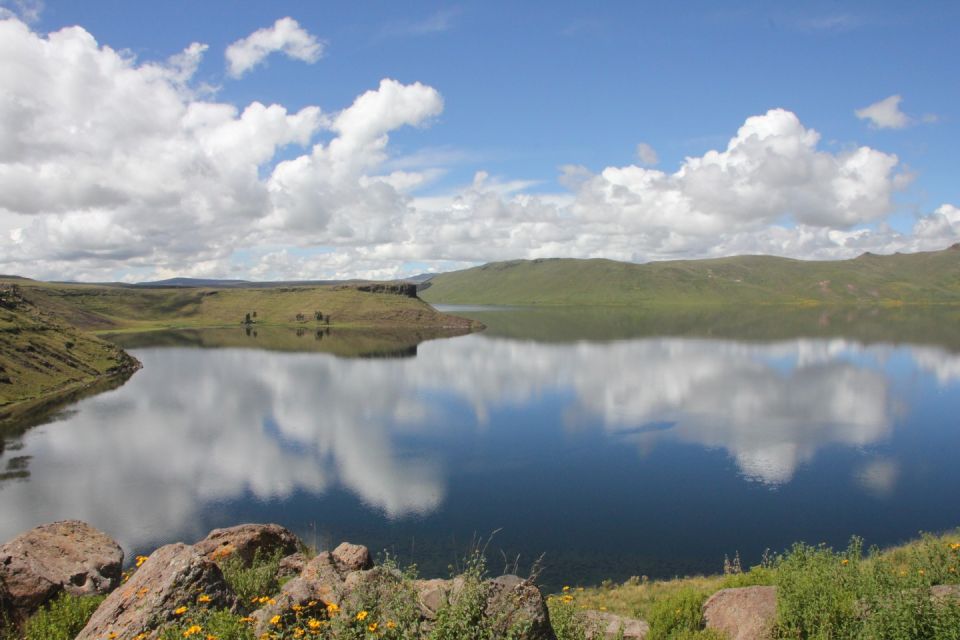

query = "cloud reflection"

[{"left": 1, "top": 333, "right": 945, "bottom": 549}]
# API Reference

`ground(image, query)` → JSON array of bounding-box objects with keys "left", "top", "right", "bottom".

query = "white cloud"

[
  {"left": 635, "top": 142, "right": 659, "bottom": 166},
  {"left": 855, "top": 94, "right": 911, "bottom": 129},
  {"left": 225, "top": 17, "right": 324, "bottom": 78},
  {"left": 0, "top": 17, "right": 953, "bottom": 282},
  {"left": 0, "top": 0, "right": 42, "bottom": 22}
]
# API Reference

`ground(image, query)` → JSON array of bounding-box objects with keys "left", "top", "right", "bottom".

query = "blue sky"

[{"left": 1, "top": 0, "right": 957, "bottom": 280}]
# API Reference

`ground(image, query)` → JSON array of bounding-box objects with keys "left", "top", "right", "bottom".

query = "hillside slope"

[
  {"left": 420, "top": 245, "right": 960, "bottom": 306},
  {"left": 12, "top": 281, "right": 481, "bottom": 333},
  {"left": 0, "top": 285, "right": 140, "bottom": 421}
]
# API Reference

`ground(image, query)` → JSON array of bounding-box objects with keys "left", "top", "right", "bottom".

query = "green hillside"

[
  {"left": 0, "top": 284, "right": 140, "bottom": 424},
  {"left": 11, "top": 281, "right": 480, "bottom": 333},
  {"left": 420, "top": 244, "right": 960, "bottom": 306}
]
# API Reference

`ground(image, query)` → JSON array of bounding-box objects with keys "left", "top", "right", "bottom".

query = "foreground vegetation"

[
  {"left": 11, "top": 530, "right": 960, "bottom": 639},
  {"left": 421, "top": 245, "right": 960, "bottom": 306}
]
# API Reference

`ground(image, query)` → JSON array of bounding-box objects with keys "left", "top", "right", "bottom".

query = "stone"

[
  {"left": 276, "top": 552, "right": 307, "bottom": 580},
  {"left": 76, "top": 543, "right": 235, "bottom": 640},
  {"left": 702, "top": 586, "right": 778, "bottom": 640},
  {"left": 301, "top": 551, "right": 346, "bottom": 600},
  {"left": 413, "top": 577, "right": 465, "bottom": 620},
  {"left": 193, "top": 523, "right": 301, "bottom": 567},
  {"left": 484, "top": 574, "right": 556, "bottom": 640},
  {"left": 931, "top": 584, "right": 960, "bottom": 601},
  {"left": 582, "top": 610, "right": 649, "bottom": 639},
  {"left": 331, "top": 542, "right": 373, "bottom": 572},
  {"left": 0, "top": 520, "right": 123, "bottom": 623}
]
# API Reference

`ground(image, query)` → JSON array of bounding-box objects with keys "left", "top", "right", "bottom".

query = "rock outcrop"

[
  {"left": 702, "top": 586, "right": 778, "bottom": 640},
  {"left": 0, "top": 520, "right": 123, "bottom": 624},
  {"left": 76, "top": 543, "right": 235, "bottom": 640},
  {"left": 193, "top": 523, "right": 301, "bottom": 567}
]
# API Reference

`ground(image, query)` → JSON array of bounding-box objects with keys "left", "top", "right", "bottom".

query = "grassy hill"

[
  {"left": 8, "top": 280, "right": 480, "bottom": 333},
  {"left": 420, "top": 244, "right": 960, "bottom": 306},
  {"left": 0, "top": 284, "right": 140, "bottom": 425}
]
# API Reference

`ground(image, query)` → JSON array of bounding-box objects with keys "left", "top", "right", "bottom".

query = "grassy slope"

[
  {"left": 0, "top": 287, "right": 139, "bottom": 419},
  {"left": 421, "top": 245, "right": 960, "bottom": 306},
  {"left": 11, "top": 281, "right": 480, "bottom": 333}
]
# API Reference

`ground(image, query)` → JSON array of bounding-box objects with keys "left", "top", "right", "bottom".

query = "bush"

[
  {"left": 22, "top": 592, "right": 105, "bottom": 640},
  {"left": 220, "top": 547, "right": 285, "bottom": 605},
  {"left": 646, "top": 587, "right": 709, "bottom": 640}
]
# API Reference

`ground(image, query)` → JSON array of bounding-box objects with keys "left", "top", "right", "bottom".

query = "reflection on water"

[{"left": 2, "top": 316, "right": 960, "bottom": 586}]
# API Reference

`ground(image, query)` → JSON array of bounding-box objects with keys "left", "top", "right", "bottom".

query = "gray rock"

[
  {"left": 332, "top": 542, "right": 373, "bottom": 572},
  {"left": 250, "top": 576, "right": 332, "bottom": 637},
  {"left": 582, "top": 610, "right": 649, "bottom": 639},
  {"left": 276, "top": 552, "right": 307, "bottom": 580},
  {"left": 193, "top": 523, "right": 301, "bottom": 567},
  {"left": 413, "top": 576, "right": 465, "bottom": 620},
  {"left": 703, "top": 586, "right": 778, "bottom": 640},
  {"left": 0, "top": 520, "right": 123, "bottom": 624},
  {"left": 76, "top": 543, "right": 235, "bottom": 640},
  {"left": 484, "top": 574, "right": 556, "bottom": 640}
]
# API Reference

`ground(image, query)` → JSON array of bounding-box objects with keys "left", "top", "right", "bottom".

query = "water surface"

[{"left": 2, "top": 309, "right": 960, "bottom": 588}]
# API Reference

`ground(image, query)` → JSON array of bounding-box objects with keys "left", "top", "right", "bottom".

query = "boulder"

[
  {"left": 193, "top": 523, "right": 301, "bottom": 567},
  {"left": 414, "top": 576, "right": 466, "bottom": 620},
  {"left": 702, "top": 586, "right": 778, "bottom": 640},
  {"left": 76, "top": 543, "right": 235, "bottom": 640},
  {"left": 276, "top": 552, "right": 308, "bottom": 580},
  {"left": 484, "top": 574, "right": 556, "bottom": 640},
  {"left": 332, "top": 542, "right": 373, "bottom": 572},
  {"left": 582, "top": 610, "right": 649, "bottom": 639},
  {"left": 0, "top": 520, "right": 123, "bottom": 623}
]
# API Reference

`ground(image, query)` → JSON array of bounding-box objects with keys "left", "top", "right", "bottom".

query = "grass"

[
  {"left": 563, "top": 530, "right": 960, "bottom": 640},
  {"left": 0, "top": 285, "right": 139, "bottom": 417},
  {"left": 12, "top": 592, "right": 106, "bottom": 640},
  {"left": 420, "top": 244, "right": 960, "bottom": 306}
]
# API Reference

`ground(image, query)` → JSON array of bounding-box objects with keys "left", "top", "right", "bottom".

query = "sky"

[{"left": 0, "top": 0, "right": 957, "bottom": 282}]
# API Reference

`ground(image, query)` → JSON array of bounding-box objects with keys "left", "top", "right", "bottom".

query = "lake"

[{"left": 2, "top": 305, "right": 960, "bottom": 589}]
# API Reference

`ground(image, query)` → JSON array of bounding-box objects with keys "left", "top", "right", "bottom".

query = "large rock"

[
  {"left": 193, "top": 523, "right": 301, "bottom": 567},
  {"left": 484, "top": 574, "right": 556, "bottom": 640},
  {"left": 414, "top": 576, "right": 466, "bottom": 620},
  {"left": 0, "top": 520, "right": 123, "bottom": 623},
  {"left": 703, "top": 586, "right": 778, "bottom": 640},
  {"left": 582, "top": 610, "right": 649, "bottom": 639},
  {"left": 332, "top": 542, "right": 373, "bottom": 572},
  {"left": 76, "top": 543, "right": 235, "bottom": 640}
]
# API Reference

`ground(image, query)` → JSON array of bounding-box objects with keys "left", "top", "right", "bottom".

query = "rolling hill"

[{"left": 420, "top": 244, "right": 960, "bottom": 306}]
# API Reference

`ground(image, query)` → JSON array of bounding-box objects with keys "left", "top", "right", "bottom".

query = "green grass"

[
  {"left": 11, "top": 281, "right": 479, "bottom": 333},
  {"left": 565, "top": 530, "right": 960, "bottom": 640},
  {"left": 0, "top": 285, "right": 139, "bottom": 417},
  {"left": 420, "top": 245, "right": 960, "bottom": 306}
]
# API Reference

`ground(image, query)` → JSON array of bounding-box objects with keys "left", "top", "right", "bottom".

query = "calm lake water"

[{"left": 2, "top": 306, "right": 960, "bottom": 588}]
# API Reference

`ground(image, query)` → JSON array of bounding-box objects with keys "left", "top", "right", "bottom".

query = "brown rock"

[
  {"left": 703, "top": 586, "right": 778, "bottom": 640},
  {"left": 301, "top": 551, "right": 345, "bottom": 599},
  {"left": 76, "top": 543, "right": 235, "bottom": 640},
  {"left": 582, "top": 610, "right": 649, "bottom": 639},
  {"left": 414, "top": 577, "right": 465, "bottom": 620},
  {"left": 276, "top": 552, "right": 307, "bottom": 580},
  {"left": 931, "top": 584, "right": 960, "bottom": 601},
  {"left": 331, "top": 542, "right": 373, "bottom": 572},
  {"left": 0, "top": 520, "right": 123, "bottom": 623},
  {"left": 484, "top": 574, "right": 556, "bottom": 640},
  {"left": 250, "top": 577, "right": 333, "bottom": 637},
  {"left": 193, "top": 523, "right": 301, "bottom": 567}
]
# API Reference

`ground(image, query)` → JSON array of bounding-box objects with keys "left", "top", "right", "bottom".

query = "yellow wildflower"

[
  {"left": 173, "top": 606, "right": 188, "bottom": 616},
  {"left": 841, "top": 559, "right": 849, "bottom": 566},
  {"left": 307, "top": 600, "right": 318, "bottom": 607},
  {"left": 386, "top": 621, "right": 396, "bottom": 629},
  {"left": 562, "top": 585, "right": 570, "bottom": 592},
  {"left": 270, "top": 614, "right": 282, "bottom": 625},
  {"left": 367, "top": 622, "right": 378, "bottom": 632},
  {"left": 135, "top": 555, "right": 149, "bottom": 567},
  {"left": 326, "top": 602, "right": 340, "bottom": 614},
  {"left": 356, "top": 610, "right": 369, "bottom": 621},
  {"left": 561, "top": 595, "right": 573, "bottom": 604},
  {"left": 240, "top": 617, "right": 255, "bottom": 623},
  {"left": 308, "top": 618, "right": 322, "bottom": 629},
  {"left": 182, "top": 625, "right": 202, "bottom": 638},
  {"left": 292, "top": 603, "right": 304, "bottom": 612},
  {"left": 197, "top": 594, "right": 212, "bottom": 604},
  {"left": 293, "top": 630, "right": 305, "bottom": 638}
]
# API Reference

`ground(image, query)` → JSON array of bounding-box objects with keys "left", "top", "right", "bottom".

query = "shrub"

[
  {"left": 22, "top": 592, "right": 105, "bottom": 640},
  {"left": 220, "top": 547, "right": 285, "bottom": 605},
  {"left": 646, "top": 587, "right": 709, "bottom": 640}
]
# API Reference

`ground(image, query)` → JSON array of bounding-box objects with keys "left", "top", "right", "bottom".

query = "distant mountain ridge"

[{"left": 419, "top": 244, "right": 960, "bottom": 306}]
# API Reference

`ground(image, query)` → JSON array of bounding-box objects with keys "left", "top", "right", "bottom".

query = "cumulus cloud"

[
  {"left": 0, "top": 16, "right": 953, "bottom": 282},
  {"left": 855, "top": 95, "right": 912, "bottom": 129},
  {"left": 225, "top": 17, "right": 324, "bottom": 78}
]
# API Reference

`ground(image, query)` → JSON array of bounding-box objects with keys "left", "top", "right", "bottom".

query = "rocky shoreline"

[{"left": 0, "top": 521, "right": 653, "bottom": 640}]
